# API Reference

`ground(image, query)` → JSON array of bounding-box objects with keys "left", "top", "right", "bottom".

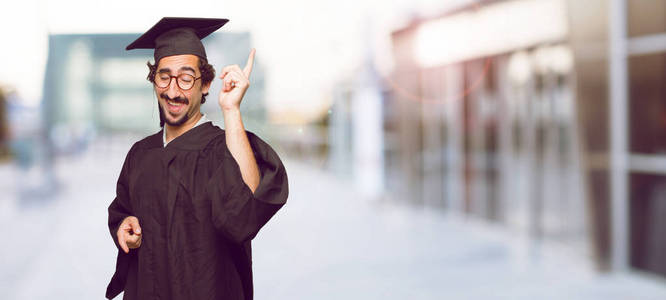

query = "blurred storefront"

[{"left": 384, "top": 0, "right": 666, "bottom": 279}]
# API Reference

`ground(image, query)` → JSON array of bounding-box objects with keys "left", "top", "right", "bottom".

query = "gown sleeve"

[
  {"left": 107, "top": 144, "right": 136, "bottom": 251},
  {"left": 206, "top": 131, "right": 289, "bottom": 244},
  {"left": 106, "top": 144, "right": 139, "bottom": 299}
]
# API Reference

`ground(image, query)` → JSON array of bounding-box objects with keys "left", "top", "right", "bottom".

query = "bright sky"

[{"left": 0, "top": 0, "right": 469, "bottom": 123}]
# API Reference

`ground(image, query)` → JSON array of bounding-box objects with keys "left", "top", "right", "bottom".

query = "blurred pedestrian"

[{"left": 0, "top": 88, "right": 9, "bottom": 160}]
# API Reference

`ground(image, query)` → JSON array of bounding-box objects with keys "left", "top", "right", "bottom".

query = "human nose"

[{"left": 166, "top": 77, "right": 181, "bottom": 98}]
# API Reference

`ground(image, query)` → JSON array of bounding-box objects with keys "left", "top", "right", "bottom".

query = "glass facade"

[
  {"left": 628, "top": 53, "right": 666, "bottom": 155},
  {"left": 385, "top": 0, "right": 666, "bottom": 278},
  {"left": 627, "top": 0, "right": 666, "bottom": 277},
  {"left": 627, "top": 0, "right": 666, "bottom": 37}
]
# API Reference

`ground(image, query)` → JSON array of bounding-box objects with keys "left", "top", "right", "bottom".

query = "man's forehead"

[{"left": 157, "top": 54, "right": 200, "bottom": 72}]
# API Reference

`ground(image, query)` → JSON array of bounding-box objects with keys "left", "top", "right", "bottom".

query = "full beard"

[{"left": 159, "top": 93, "right": 191, "bottom": 127}]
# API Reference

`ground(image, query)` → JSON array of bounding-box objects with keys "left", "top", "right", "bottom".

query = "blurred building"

[
  {"left": 42, "top": 32, "right": 267, "bottom": 154},
  {"left": 377, "top": 0, "right": 666, "bottom": 279}
]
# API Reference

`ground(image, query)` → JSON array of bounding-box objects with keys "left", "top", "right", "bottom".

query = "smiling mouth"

[
  {"left": 164, "top": 97, "right": 188, "bottom": 114},
  {"left": 167, "top": 99, "right": 185, "bottom": 107}
]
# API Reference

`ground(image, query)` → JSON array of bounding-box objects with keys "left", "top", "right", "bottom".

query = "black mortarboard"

[{"left": 126, "top": 17, "right": 228, "bottom": 62}]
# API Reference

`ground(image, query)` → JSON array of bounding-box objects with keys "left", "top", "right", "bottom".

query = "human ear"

[{"left": 202, "top": 81, "right": 212, "bottom": 94}]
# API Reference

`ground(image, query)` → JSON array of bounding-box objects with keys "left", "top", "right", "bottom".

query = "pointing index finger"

[{"left": 243, "top": 48, "right": 256, "bottom": 78}]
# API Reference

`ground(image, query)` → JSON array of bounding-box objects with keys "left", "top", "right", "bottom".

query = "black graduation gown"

[{"left": 105, "top": 122, "right": 288, "bottom": 300}]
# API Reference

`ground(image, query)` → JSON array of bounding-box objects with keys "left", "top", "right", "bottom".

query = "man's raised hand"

[
  {"left": 117, "top": 216, "right": 142, "bottom": 254},
  {"left": 218, "top": 48, "right": 256, "bottom": 111}
]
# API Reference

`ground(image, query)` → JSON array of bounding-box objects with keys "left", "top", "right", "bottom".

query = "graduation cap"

[{"left": 126, "top": 17, "right": 228, "bottom": 62}]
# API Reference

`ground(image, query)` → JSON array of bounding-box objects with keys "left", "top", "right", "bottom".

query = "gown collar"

[
  {"left": 146, "top": 121, "right": 222, "bottom": 151},
  {"left": 163, "top": 113, "right": 210, "bottom": 147}
]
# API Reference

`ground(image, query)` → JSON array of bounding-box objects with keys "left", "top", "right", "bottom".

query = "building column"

[{"left": 608, "top": 0, "right": 629, "bottom": 271}]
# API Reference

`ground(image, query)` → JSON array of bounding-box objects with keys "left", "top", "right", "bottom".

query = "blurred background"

[{"left": 2, "top": 0, "right": 666, "bottom": 299}]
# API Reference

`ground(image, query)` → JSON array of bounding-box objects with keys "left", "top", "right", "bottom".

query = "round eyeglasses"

[{"left": 154, "top": 73, "right": 201, "bottom": 90}]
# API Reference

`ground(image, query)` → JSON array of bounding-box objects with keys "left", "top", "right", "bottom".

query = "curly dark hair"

[{"left": 146, "top": 56, "right": 216, "bottom": 104}]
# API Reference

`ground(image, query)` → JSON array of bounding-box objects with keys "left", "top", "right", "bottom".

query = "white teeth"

[{"left": 167, "top": 100, "right": 182, "bottom": 106}]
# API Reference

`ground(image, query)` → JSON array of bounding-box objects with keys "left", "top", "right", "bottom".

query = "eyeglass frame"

[{"left": 154, "top": 72, "right": 202, "bottom": 91}]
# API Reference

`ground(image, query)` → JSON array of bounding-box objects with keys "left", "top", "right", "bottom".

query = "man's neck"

[{"left": 164, "top": 112, "right": 202, "bottom": 144}]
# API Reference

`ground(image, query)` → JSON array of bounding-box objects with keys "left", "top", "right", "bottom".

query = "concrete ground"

[{"left": 1, "top": 137, "right": 666, "bottom": 299}]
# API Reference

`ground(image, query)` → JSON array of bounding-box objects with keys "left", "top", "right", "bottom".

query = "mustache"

[{"left": 160, "top": 93, "right": 189, "bottom": 104}]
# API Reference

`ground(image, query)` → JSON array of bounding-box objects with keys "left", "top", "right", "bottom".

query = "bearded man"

[{"left": 105, "top": 17, "right": 288, "bottom": 300}]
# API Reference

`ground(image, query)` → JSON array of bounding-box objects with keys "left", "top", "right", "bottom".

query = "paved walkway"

[{"left": 1, "top": 137, "right": 666, "bottom": 299}]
